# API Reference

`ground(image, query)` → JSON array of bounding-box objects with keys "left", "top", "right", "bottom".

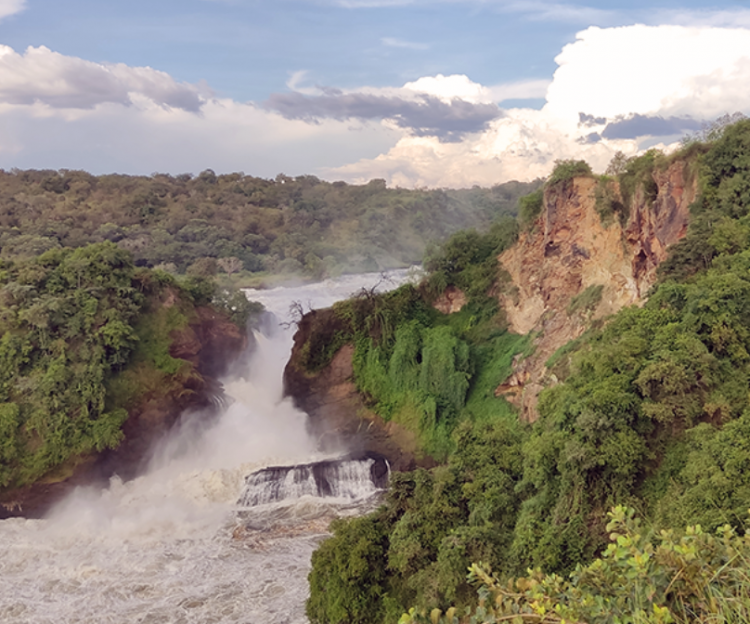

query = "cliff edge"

[{"left": 497, "top": 161, "right": 696, "bottom": 420}]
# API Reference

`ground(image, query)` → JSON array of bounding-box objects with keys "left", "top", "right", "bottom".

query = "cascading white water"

[
  {"left": 237, "top": 456, "right": 389, "bottom": 507},
  {"left": 0, "top": 269, "right": 417, "bottom": 624}
]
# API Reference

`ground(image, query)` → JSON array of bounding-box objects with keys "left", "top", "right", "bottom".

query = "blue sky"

[{"left": 0, "top": 0, "right": 750, "bottom": 186}]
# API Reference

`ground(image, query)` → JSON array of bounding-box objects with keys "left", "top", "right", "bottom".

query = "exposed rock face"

[
  {"left": 284, "top": 308, "right": 431, "bottom": 472},
  {"left": 497, "top": 162, "right": 696, "bottom": 421},
  {"left": 432, "top": 285, "right": 467, "bottom": 314}
]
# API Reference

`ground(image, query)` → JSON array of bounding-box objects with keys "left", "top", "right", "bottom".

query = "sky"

[{"left": 0, "top": 0, "right": 749, "bottom": 187}]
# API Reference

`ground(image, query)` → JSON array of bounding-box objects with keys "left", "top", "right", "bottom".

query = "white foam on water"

[{"left": 0, "top": 269, "right": 415, "bottom": 624}]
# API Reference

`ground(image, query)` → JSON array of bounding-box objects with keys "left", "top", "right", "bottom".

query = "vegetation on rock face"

[
  {"left": 306, "top": 119, "right": 750, "bottom": 624},
  {"left": 291, "top": 214, "right": 525, "bottom": 461},
  {"left": 546, "top": 159, "right": 594, "bottom": 187},
  {"left": 0, "top": 241, "right": 248, "bottom": 491},
  {"left": 0, "top": 169, "right": 540, "bottom": 281}
]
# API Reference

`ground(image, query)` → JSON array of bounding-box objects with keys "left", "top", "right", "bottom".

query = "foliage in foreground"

[{"left": 401, "top": 506, "right": 750, "bottom": 624}]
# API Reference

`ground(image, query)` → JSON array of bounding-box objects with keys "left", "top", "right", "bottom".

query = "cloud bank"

[
  {"left": 0, "top": 23, "right": 749, "bottom": 187},
  {"left": 325, "top": 23, "right": 750, "bottom": 186}
]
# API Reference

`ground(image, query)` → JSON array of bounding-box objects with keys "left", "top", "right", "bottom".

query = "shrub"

[
  {"left": 518, "top": 189, "right": 544, "bottom": 230},
  {"left": 401, "top": 506, "right": 750, "bottom": 624},
  {"left": 546, "top": 159, "right": 593, "bottom": 187}
]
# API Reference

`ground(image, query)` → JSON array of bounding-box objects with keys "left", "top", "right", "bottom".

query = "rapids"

[{"left": 0, "top": 269, "right": 417, "bottom": 624}]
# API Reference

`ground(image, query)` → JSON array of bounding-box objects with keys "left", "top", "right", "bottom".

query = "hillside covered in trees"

[
  {"left": 0, "top": 170, "right": 539, "bottom": 282},
  {"left": 298, "top": 119, "right": 750, "bottom": 623},
  {"left": 0, "top": 242, "right": 254, "bottom": 513}
]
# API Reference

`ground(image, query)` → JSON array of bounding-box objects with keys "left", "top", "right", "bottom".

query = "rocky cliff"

[
  {"left": 283, "top": 160, "right": 698, "bottom": 458},
  {"left": 284, "top": 308, "right": 434, "bottom": 472},
  {"left": 497, "top": 160, "right": 696, "bottom": 420}
]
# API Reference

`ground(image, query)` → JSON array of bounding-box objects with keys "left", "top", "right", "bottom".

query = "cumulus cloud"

[
  {"left": 0, "top": 45, "right": 205, "bottom": 111},
  {"left": 545, "top": 25, "right": 750, "bottom": 122},
  {"left": 324, "top": 24, "right": 750, "bottom": 187}
]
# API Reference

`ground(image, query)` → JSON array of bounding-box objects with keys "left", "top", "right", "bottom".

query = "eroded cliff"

[{"left": 497, "top": 160, "right": 696, "bottom": 420}]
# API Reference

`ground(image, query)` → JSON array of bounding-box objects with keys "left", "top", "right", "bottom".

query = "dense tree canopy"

[{"left": 0, "top": 169, "right": 540, "bottom": 280}]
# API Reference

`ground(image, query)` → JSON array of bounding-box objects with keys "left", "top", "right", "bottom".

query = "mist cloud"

[{"left": 264, "top": 90, "right": 502, "bottom": 141}]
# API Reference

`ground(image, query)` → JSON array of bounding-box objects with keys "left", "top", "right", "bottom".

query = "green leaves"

[{"left": 0, "top": 242, "right": 202, "bottom": 488}]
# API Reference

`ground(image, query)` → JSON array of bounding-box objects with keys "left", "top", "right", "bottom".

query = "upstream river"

[{"left": 0, "top": 269, "right": 415, "bottom": 624}]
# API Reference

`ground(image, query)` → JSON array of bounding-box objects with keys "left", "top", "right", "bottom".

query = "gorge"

[{"left": 0, "top": 271, "right": 411, "bottom": 624}]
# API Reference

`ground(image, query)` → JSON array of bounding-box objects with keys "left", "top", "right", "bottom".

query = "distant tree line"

[{"left": 0, "top": 169, "right": 541, "bottom": 280}]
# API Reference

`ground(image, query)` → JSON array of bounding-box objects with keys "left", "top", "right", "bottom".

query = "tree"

[{"left": 217, "top": 256, "right": 243, "bottom": 276}]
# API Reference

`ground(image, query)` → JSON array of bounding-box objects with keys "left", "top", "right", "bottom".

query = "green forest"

[
  {"left": 304, "top": 119, "right": 750, "bottom": 624},
  {"left": 0, "top": 169, "right": 539, "bottom": 283}
]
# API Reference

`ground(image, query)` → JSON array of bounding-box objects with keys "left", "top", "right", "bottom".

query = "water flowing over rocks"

[
  {"left": 0, "top": 270, "right": 412, "bottom": 624},
  {"left": 237, "top": 454, "right": 389, "bottom": 507}
]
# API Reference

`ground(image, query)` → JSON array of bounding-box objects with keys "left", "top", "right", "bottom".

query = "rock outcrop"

[
  {"left": 284, "top": 308, "right": 433, "bottom": 472},
  {"left": 497, "top": 161, "right": 696, "bottom": 421}
]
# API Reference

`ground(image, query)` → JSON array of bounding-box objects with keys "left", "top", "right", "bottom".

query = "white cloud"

[
  {"left": 545, "top": 25, "right": 750, "bottom": 122},
  {"left": 325, "top": 24, "right": 750, "bottom": 187},
  {"left": 2, "top": 23, "right": 750, "bottom": 188},
  {"left": 0, "top": 0, "right": 24, "bottom": 21},
  {"left": 403, "top": 74, "right": 493, "bottom": 104},
  {"left": 325, "top": 109, "right": 635, "bottom": 187},
  {"left": 0, "top": 45, "right": 205, "bottom": 111}
]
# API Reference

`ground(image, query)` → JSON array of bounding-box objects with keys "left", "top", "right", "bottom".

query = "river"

[{"left": 0, "top": 269, "right": 417, "bottom": 624}]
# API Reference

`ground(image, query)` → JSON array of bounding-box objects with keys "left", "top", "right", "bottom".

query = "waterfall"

[
  {"left": 0, "top": 269, "right": 415, "bottom": 624},
  {"left": 238, "top": 455, "right": 390, "bottom": 507}
]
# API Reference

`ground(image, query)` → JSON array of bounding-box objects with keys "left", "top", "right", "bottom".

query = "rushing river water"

[{"left": 0, "top": 269, "right": 417, "bottom": 624}]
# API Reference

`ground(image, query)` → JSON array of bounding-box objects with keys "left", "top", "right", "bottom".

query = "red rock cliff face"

[{"left": 498, "top": 161, "right": 696, "bottom": 421}]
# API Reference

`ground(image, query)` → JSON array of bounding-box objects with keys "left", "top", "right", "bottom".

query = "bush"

[
  {"left": 518, "top": 189, "right": 544, "bottom": 230},
  {"left": 546, "top": 159, "right": 593, "bottom": 186},
  {"left": 402, "top": 506, "right": 750, "bottom": 624}
]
